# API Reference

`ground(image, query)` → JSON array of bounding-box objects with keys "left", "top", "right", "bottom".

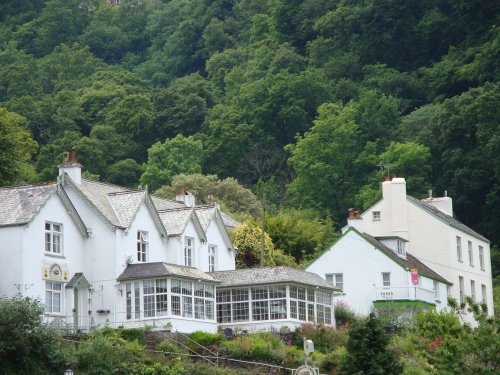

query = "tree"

[
  {"left": 0, "top": 108, "right": 37, "bottom": 185},
  {"left": 155, "top": 173, "right": 262, "bottom": 218},
  {"left": 342, "top": 313, "right": 403, "bottom": 375},
  {"left": 141, "top": 135, "right": 203, "bottom": 192},
  {"left": 265, "top": 209, "right": 336, "bottom": 262},
  {"left": 286, "top": 103, "right": 361, "bottom": 220},
  {"left": 229, "top": 220, "right": 295, "bottom": 268},
  {"left": 107, "top": 159, "right": 143, "bottom": 188},
  {"left": 0, "top": 296, "right": 69, "bottom": 374}
]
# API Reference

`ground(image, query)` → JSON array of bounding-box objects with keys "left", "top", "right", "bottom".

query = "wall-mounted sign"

[
  {"left": 411, "top": 268, "right": 419, "bottom": 285},
  {"left": 42, "top": 264, "right": 68, "bottom": 282}
]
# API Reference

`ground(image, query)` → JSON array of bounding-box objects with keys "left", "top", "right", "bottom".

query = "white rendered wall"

[
  {"left": 199, "top": 220, "right": 235, "bottom": 272},
  {"left": 19, "top": 195, "right": 87, "bottom": 323},
  {"left": 307, "top": 230, "right": 409, "bottom": 315},
  {"left": 0, "top": 226, "right": 24, "bottom": 297},
  {"left": 306, "top": 229, "right": 449, "bottom": 315}
]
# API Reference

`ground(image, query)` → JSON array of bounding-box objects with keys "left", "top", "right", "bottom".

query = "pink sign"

[{"left": 411, "top": 269, "right": 419, "bottom": 285}]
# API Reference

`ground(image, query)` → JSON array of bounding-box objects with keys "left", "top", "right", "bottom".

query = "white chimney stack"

[
  {"left": 347, "top": 208, "right": 363, "bottom": 233},
  {"left": 58, "top": 147, "right": 82, "bottom": 184}
]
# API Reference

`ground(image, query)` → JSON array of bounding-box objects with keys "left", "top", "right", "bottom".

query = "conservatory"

[{"left": 210, "top": 267, "right": 338, "bottom": 332}]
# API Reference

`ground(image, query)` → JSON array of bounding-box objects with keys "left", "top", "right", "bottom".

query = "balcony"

[{"left": 374, "top": 286, "right": 438, "bottom": 306}]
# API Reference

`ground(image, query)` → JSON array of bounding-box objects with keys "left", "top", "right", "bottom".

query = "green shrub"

[
  {"left": 118, "top": 327, "right": 146, "bottom": 345},
  {"left": 293, "top": 323, "right": 348, "bottom": 353},
  {"left": 190, "top": 331, "right": 223, "bottom": 346},
  {"left": 221, "top": 332, "right": 286, "bottom": 364},
  {"left": 334, "top": 300, "right": 356, "bottom": 326},
  {"left": 157, "top": 340, "right": 187, "bottom": 355},
  {"left": 0, "top": 296, "right": 72, "bottom": 375},
  {"left": 319, "top": 347, "right": 347, "bottom": 374},
  {"left": 75, "top": 331, "right": 145, "bottom": 375}
]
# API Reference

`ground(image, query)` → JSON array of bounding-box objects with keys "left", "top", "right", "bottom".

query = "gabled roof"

[
  {"left": 407, "top": 195, "right": 489, "bottom": 242},
  {"left": 0, "top": 183, "right": 57, "bottom": 226},
  {"left": 361, "top": 232, "right": 451, "bottom": 284},
  {"left": 65, "top": 272, "right": 90, "bottom": 289},
  {"left": 0, "top": 182, "right": 88, "bottom": 236},
  {"left": 194, "top": 205, "right": 234, "bottom": 250},
  {"left": 108, "top": 190, "right": 147, "bottom": 228},
  {"left": 62, "top": 176, "right": 167, "bottom": 236},
  {"left": 210, "top": 267, "right": 339, "bottom": 290},
  {"left": 220, "top": 211, "right": 241, "bottom": 228},
  {"left": 117, "top": 262, "right": 218, "bottom": 283},
  {"left": 150, "top": 195, "right": 185, "bottom": 210},
  {"left": 158, "top": 207, "right": 207, "bottom": 241}
]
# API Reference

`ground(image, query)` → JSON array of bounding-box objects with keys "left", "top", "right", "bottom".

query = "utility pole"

[{"left": 260, "top": 192, "right": 266, "bottom": 267}]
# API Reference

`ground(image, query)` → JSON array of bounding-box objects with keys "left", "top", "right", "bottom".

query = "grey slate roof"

[
  {"left": 210, "top": 267, "right": 339, "bottom": 290},
  {"left": 158, "top": 207, "right": 193, "bottom": 236},
  {"left": 108, "top": 190, "right": 146, "bottom": 228},
  {"left": 117, "top": 262, "right": 219, "bottom": 283},
  {"left": 362, "top": 232, "right": 451, "bottom": 285},
  {"left": 0, "top": 183, "right": 57, "bottom": 226},
  {"left": 220, "top": 211, "right": 240, "bottom": 228},
  {"left": 194, "top": 206, "right": 215, "bottom": 231},
  {"left": 75, "top": 178, "right": 131, "bottom": 227},
  {"left": 407, "top": 195, "right": 488, "bottom": 242},
  {"left": 151, "top": 195, "right": 185, "bottom": 210}
]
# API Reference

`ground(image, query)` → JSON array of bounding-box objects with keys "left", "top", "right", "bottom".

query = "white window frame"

[
  {"left": 459, "top": 276, "right": 464, "bottom": 304},
  {"left": 372, "top": 211, "right": 381, "bottom": 221},
  {"left": 184, "top": 237, "right": 194, "bottom": 267},
  {"left": 481, "top": 284, "right": 487, "bottom": 305},
  {"left": 468, "top": 241, "right": 473, "bottom": 266},
  {"left": 325, "top": 273, "right": 343, "bottom": 291},
  {"left": 208, "top": 245, "right": 217, "bottom": 272},
  {"left": 126, "top": 282, "right": 141, "bottom": 320},
  {"left": 137, "top": 231, "right": 148, "bottom": 262},
  {"left": 45, "top": 281, "right": 63, "bottom": 314},
  {"left": 45, "top": 222, "right": 62, "bottom": 255},
  {"left": 382, "top": 272, "right": 391, "bottom": 287},
  {"left": 456, "top": 236, "right": 463, "bottom": 262},
  {"left": 470, "top": 280, "right": 476, "bottom": 302},
  {"left": 479, "top": 246, "right": 485, "bottom": 270},
  {"left": 433, "top": 280, "right": 440, "bottom": 301},
  {"left": 396, "top": 240, "right": 405, "bottom": 257}
]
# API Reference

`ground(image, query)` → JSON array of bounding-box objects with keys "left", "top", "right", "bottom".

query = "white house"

[
  {"left": 355, "top": 177, "right": 493, "bottom": 322},
  {"left": 307, "top": 209, "right": 452, "bottom": 317},
  {"left": 0, "top": 149, "right": 337, "bottom": 333}
]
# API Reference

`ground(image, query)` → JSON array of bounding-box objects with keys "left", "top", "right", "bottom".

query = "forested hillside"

[{"left": 0, "top": 0, "right": 498, "bottom": 260}]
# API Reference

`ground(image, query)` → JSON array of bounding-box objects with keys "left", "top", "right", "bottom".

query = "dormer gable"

[{"left": 376, "top": 236, "right": 408, "bottom": 259}]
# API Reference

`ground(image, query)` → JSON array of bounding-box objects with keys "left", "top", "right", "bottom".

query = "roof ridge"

[
  {"left": 108, "top": 189, "right": 145, "bottom": 196},
  {"left": 81, "top": 178, "right": 140, "bottom": 191},
  {"left": 157, "top": 206, "right": 192, "bottom": 213},
  {"left": 0, "top": 181, "right": 57, "bottom": 190}
]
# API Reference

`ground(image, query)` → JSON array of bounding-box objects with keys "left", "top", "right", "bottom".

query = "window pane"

[
  {"left": 290, "top": 300, "right": 297, "bottom": 319},
  {"left": 232, "top": 289, "right": 249, "bottom": 301},
  {"left": 205, "top": 285, "right": 214, "bottom": 299},
  {"left": 195, "top": 298, "right": 205, "bottom": 319},
  {"left": 298, "top": 301, "right": 306, "bottom": 321},
  {"left": 269, "top": 285, "right": 286, "bottom": 299},
  {"left": 233, "top": 302, "right": 249, "bottom": 322},
  {"left": 307, "top": 303, "right": 314, "bottom": 322},
  {"left": 252, "top": 300, "right": 268, "bottom": 321},
  {"left": 134, "top": 282, "right": 140, "bottom": 319},
  {"left": 182, "top": 296, "right": 193, "bottom": 318},
  {"left": 181, "top": 281, "right": 192, "bottom": 295},
  {"left": 252, "top": 287, "right": 268, "bottom": 300},
  {"left": 171, "top": 279, "right": 181, "bottom": 294},
  {"left": 194, "top": 283, "right": 204, "bottom": 297},
  {"left": 171, "top": 295, "right": 181, "bottom": 316},
  {"left": 270, "top": 299, "right": 286, "bottom": 320},
  {"left": 205, "top": 300, "right": 214, "bottom": 320},
  {"left": 144, "top": 295, "right": 155, "bottom": 317},
  {"left": 217, "top": 303, "right": 231, "bottom": 323}
]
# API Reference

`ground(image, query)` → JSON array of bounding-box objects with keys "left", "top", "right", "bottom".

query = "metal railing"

[{"left": 374, "top": 286, "right": 437, "bottom": 304}]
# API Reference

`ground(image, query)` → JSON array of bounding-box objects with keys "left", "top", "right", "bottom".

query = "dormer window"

[
  {"left": 185, "top": 237, "right": 194, "bottom": 266},
  {"left": 396, "top": 239, "right": 405, "bottom": 257},
  {"left": 372, "top": 211, "right": 381, "bottom": 221}
]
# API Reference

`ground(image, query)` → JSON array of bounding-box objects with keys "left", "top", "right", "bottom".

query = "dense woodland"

[{"left": 0, "top": 0, "right": 499, "bottom": 274}]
